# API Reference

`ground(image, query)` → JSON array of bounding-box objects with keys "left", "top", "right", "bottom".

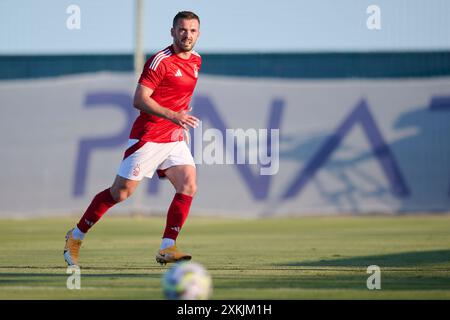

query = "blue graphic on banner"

[
  {"left": 429, "top": 96, "right": 450, "bottom": 111},
  {"left": 191, "top": 95, "right": 284, "bottom": 200},
  {"left": 429, "top": 95, "right": 450, "bottom": 196},
  {"left": 72, "top": 91, "right": 449, "bottom": 211},
  {"left": 282, "top": 99, "right": 410, "bottom": 200},
  {"left": 73, "top": 92, "right": 135, "bottom": 196}
]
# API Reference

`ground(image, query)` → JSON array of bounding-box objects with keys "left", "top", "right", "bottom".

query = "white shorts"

[{"left": 117, "top": 139, "right": 195, "bottom": 181}]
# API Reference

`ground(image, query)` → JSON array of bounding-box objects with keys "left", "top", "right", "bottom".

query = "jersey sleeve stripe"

[
  {"left": 149, "top": 48, "right": 170, "bottom": 69},
  {"left": 149, "top": 49, "right": 172, "bottom": 70},
  {"left": 152, "top": 48, "right": 170, "bottom": 60}
]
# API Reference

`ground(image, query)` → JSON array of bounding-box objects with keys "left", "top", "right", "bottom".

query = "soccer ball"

[{"left": 162, "top": 261, "right": 213, "bottom": 300}]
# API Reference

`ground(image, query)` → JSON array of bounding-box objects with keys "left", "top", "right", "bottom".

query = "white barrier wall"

[{"left": 0, "top": 73, "right": 449, "bottom": 217}]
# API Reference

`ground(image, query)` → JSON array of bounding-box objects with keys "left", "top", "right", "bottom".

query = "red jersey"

[{"left": 130, "top": 45, "right": 201, "bottom": 142}]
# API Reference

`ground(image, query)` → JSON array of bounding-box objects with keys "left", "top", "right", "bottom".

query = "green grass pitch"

[{"left": 0, "top": 215, "right": 449, "bottom": 299}]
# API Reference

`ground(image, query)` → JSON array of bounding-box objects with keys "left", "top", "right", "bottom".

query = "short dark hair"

[{"left": 172, "top": 11, "right": 200, "bottom": 28}]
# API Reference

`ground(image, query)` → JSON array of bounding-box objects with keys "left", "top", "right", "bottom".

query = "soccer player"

[{"left": 64, "top": 11, "right": 202, "bottom": 266}]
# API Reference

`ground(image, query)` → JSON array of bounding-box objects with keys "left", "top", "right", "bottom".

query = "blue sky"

[{"left": 1, "top": 0, "right": 449, "bottom": 54}]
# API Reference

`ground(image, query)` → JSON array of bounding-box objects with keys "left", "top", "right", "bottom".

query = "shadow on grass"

[
  {"left": 213, "top": 273, "right": 450, "bottom": 291},
  {"left": 0, "top": 273, "right": 162, "bottom": 287},
  {"left": 0, "top": 273, "right": 161, "bottom": 279},
  {"left": 277, "top": 249, "right": 450, "bottom": 268},
  {"left": 1, "top": 250, "right": 449, "bottom": 293}
]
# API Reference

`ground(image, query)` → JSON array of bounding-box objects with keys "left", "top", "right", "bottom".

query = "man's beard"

[{"left": 177, "top": 39, "right": 194, "bottom": 52}]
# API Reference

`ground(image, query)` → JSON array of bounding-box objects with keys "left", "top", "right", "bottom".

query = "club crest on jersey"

[{"left": 193, "top": 65, "right": 198, "bottom": 78}]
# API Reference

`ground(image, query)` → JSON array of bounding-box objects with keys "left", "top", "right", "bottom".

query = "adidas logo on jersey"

[{"left": 175, "top": 69, "right": 183, "bottom": 77}]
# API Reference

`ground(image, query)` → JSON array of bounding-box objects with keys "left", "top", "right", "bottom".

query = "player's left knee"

[{"left": 179, "top": 181, "right": 197, "bottom": 197}]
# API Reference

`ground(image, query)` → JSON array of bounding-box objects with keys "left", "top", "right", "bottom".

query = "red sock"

[
  {"left": 77, "top": 188, "right": 117, "bottom": 233},
  {"left": 163, "top": 193, "right": 193, "bottom": 241}
]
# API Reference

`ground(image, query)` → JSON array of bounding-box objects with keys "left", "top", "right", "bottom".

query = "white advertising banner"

[{"left": 0, "top": 73, "right": 449, "bottom": 217}]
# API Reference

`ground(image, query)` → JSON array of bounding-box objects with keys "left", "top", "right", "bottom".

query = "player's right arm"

[{"left": 133, "top": 84, "right": 199, "bottom": 130}]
